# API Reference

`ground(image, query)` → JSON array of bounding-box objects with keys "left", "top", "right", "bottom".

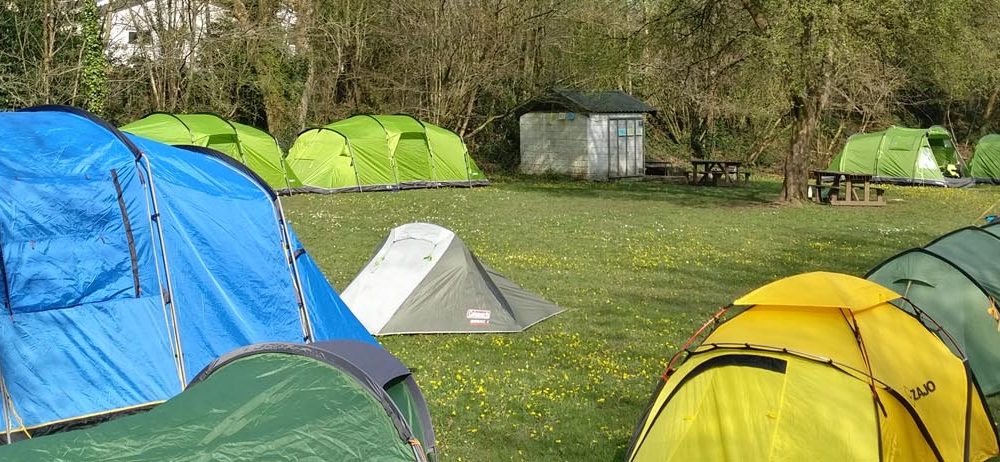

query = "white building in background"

[
  {"left": 97, "top": 0, "right": 220, "bottom": 62},
  {"left": 96, "top": 0, "right": 296, "bottom": 62},
  {"left": 519, "top": 90, "right": 657, "bottom": 180}
]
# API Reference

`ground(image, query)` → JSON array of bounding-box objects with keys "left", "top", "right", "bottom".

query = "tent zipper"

[{"left": 111, "top": 169, "right": 141, "bottom": 297}]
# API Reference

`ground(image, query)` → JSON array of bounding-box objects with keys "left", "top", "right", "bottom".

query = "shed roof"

[{"left": 524, "top": 89, "right": 656, "bottom": 114}]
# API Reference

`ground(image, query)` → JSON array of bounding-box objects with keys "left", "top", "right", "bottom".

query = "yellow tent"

[{"left": 625, "top": 272, "right": 999, "bottom": 462}]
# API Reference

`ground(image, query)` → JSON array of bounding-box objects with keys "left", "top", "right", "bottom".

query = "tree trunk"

[
  {"left": 689, "top": 111, "right": 707, "bottom": 159},
  {"left": 983, "top": 85, "right": 1000, "bottom": 125},
  {"left": 782, "top": 62, "right": 832, "bottom": 202},
  {"left": 41, "top": 0, "right": 55, "bottom": 104},
  {"left": 781, "top": 71, "right": 833, "bottom": 203},
  {"left": 781, "top": 14, "right": 833, "bottom": 203},
  {"left": 298, "top": 58, "right": 315, "bottom": 130},
  {"left": 296, "top": 0, "right": 315, "bottom": 130},
  {"left": 783, "top": 93, "right": 820, "bottom": 202}
]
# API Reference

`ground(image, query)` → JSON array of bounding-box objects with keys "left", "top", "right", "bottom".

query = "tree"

[
  {"left": 80, "top": 0, "right": 107, "bottom": 115},
  {"left": 751, "top": 0, "right": 910, "bottom": 202},
  {"left": 1, "top": 0, "right": 98, "bottom": 109}
]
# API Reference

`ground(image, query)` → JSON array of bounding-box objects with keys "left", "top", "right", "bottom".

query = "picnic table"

[
  {"left": 644, "top": 160, "right": 670, "bottom": 176},
  {"left": 809, "top": 170, "right": 885, "bottom": 206},
  {"left": 690, "top": 159, "right": 749, "bottom": 186}
]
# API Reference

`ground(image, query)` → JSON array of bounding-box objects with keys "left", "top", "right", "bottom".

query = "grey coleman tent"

[{"left": 342, "top": 222, "right": 565, "bottom": 334}]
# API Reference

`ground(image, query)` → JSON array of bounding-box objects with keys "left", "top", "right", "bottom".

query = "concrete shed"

[{"left": 519, "top": 90, "right": 656, "bottom": 180}]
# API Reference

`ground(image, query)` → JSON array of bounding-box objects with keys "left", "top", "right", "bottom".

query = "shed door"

[{"left": 608, "top": 118, "right": 644, "bottom": 178}]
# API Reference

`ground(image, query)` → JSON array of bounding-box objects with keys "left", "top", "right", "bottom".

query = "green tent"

[
  {"left": 121, "top": 113, "right": 301, "bottom": 190},
  {"left": 867, "top": 225, "right": 1000, "bottom": 395},
  {"left": 828, "top": 125, "right": 964, "bottom": 186},
  {"left": 985, "top": 222, "right": 1000, "bottom": 238},
  {"left": 924, "top": 227, "right": 1000, "bottom": 299},
  {"left": 867, "top": 248, "right": 1000, "bottom": 395},
  {"left": 286, "top": 115, "right": 488, "bottom": 193},
  {"left": 0, "top": 342, "right": 435, "bottom": 461},
  {"left": 970, "top": 134, "right": 1000, "bottom": 184}
]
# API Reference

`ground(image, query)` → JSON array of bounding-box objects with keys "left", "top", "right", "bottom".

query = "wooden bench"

[
  {"left": 644, "top": 161, "right": 669, "bottom": 176},
  {"left": 722, "top": 165, "right": 752, "bottom": 182},
  {"left": 869, "top": 186, "right": 886, "bottom": 203},
  {"left": 645, "top": 161, "right": 691, "bottom": 182},
  {"left": 691, "top": 159, "right": 745, "bottom": 186},
  {"left": 810, "top": 170, "right": 885, "bottom": 206},
  {"left": 808, "top": 184, "right": 840, "bottom": 202},
  {"left": 825, "top": 186, "right": 885, "bottom": 206}
]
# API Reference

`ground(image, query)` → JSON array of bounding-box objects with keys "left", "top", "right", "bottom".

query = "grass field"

[{"left": 283, "top": 176, "right": 1000, "bottom": 461}]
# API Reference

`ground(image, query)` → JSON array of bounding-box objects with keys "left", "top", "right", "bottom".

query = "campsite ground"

[{"left": 283, "top": 177, "right": 1000, "bottom": 461}]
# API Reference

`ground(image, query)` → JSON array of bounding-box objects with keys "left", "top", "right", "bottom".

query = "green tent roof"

[
  {"left": 970, "top": 134, "right": 1000, "bottom": 184},
  {"left": 286, "top": 115, "right": 487, "bottom": 193},
  {"left": 867, "top": 248, "right": 1000, "bottom": 395},
  {"left": 828, "top": 126, "right": 960, "bottom": 186},
  {"left": 867, "top": 225, "right": 1000, "bottom": 396},
  {"left": 924, "top": 228, "right": 1000, "bottom": 300},
  {"left": 121, "top": 113, "right": 301, "bottom": 191},
  {"left": 985, "top": 222, "right": 1000, "bottom": 239},
  {"left": 0, "top": 344, "right": 427, "bottom": 461}
]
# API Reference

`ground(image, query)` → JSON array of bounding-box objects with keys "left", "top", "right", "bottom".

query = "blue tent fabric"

[
  {"left": 287, "top": 230, "right": 371, "bottom": 342},
  {"left": 133, "top": 136, "right": 307, "bottom": 377},
  {"left": 0, "top": 107, "right": 373, "bottom": 439}
]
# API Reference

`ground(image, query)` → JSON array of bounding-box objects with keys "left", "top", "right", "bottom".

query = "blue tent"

[{"left": 0, "top": 106, "right": 373, "bottom": 441}]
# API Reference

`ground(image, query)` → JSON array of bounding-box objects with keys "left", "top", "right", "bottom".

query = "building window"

[{"left": 128, "top": 30, "right": 150, "bottom": 44}]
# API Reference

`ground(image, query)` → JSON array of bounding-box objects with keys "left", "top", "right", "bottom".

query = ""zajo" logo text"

[{"left": 909, "top": 381, "right": 936, "bottom": 401}]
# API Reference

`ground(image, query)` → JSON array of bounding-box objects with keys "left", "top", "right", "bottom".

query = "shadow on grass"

[{"left": 495, "top": 174, "right": 782, "bottom": 207}]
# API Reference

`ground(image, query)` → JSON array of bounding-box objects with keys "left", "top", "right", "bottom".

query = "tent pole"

[
  {"left": 276, "top": 131, "right": 293, "bottom": 193},
  {"left": 139, "top": 168, "right": 183, "bottom": 388},
  {"left": 0, "top": 231, "right": 11, "bottom": 316},
  {"left": 219, "top": 117, "right": 249, "bottom": 165},
  {"left": 140, "top": 156, "right": 188, "bottom": 388},
  {"left": 278, "top": 154, "right": 293, "bottom": 193},
  {"left": 842, "top": 309, "right": 886, "bottom": 416},
  {"left": 0, "top": 361, "right": 28, "bottom": 443},
  {"left": 374, "top": 117, "right": 400, "bottom": 190},
  {"left": 409, "top": 117, "right": 438, "bottom": 186},
  {"left": 463, "top": 145, "right": 472, "bottom": 188},
  {"left": 341, "top": 134, "right": 363, "bottom": 193},
  {"left": 275, "top": 197, "right": 315, "bottom": 342},
  {"left": 0, "top": 364, "right": 12, "bottom": 444},
  {"left": 872, "top": 129, "right": 889, "bottom": 180}
]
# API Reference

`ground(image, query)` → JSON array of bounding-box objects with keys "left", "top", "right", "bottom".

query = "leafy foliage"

[
  {"left": 3, "top": 0, "right": 1000, "bottom": 181},
  {"left": 79, "top": 0, "right": 107, "bottom": 116}
]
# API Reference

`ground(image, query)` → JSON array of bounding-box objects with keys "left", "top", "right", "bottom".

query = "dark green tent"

[
  {"left": 867, "top": 225, "right": 1000, "bottom": 395},
  {"left": 0, "top": 342, "right": 435, "bottom": 461},
  {"left": 866, "top": 248, "right": 1000, "bottom": 395},
  {"left": 984, "top": 222, "right": 1000, "bottom": 239},
  {"left": 924, "top": 227, "right": 1000, "bottom": 299}
]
